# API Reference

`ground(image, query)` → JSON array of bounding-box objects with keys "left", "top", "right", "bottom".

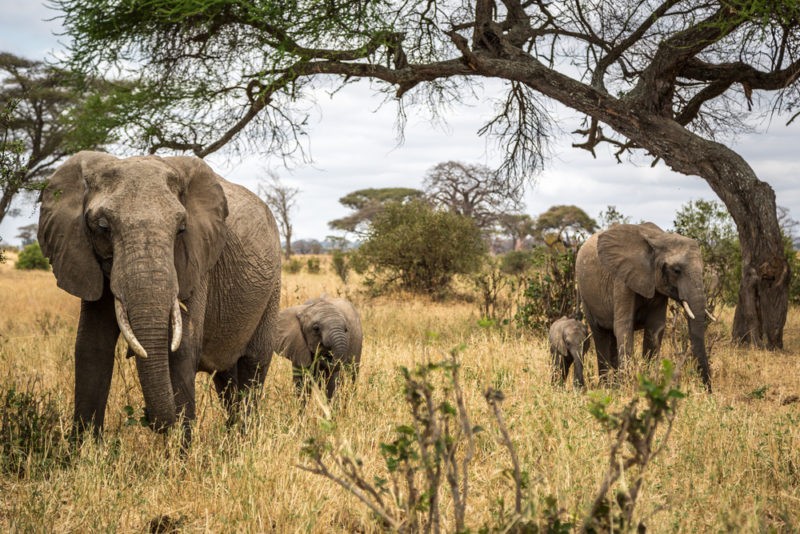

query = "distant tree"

[
  {"left": 258, "top": 171, "right": 300, "bottom": 259},
  {"left": 329, "top": 188, "right": 424, "bottom": 235},
  {"left": 355, "top": 200, "right": 486, "bottom": 295},
  {"left": 292, "top": 239, "right": 324, "bottom": 255},
  {"left": 0, "top": 53, "right": 129, "bottom": 225},
  {"left": 15, "top": 223, "right": 37, "bottom": 246},
  {"left": 597, "top": 205, "right": 631, "bottom": 230},
  {"left": 535, "top": 205, "right": 597, "bottom": 248},
  {"left": 424, "top": 161, "right": 523, "bottom": 232},
  {"left": 495, "top": 213, "right": 535, "bottom": 251}
]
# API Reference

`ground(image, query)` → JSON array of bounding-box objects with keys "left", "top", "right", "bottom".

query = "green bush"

[
  {"left": 331, "top": 249, "right": 350, "bottom": 283},
  {"left": 15, "top": 242, "right": 50, "bottom": 271},
  {"left": 306, "top": 257, "right": 321, "bottom": 274},
  {"left": 283, "top": 258, "right": 303, "bottom": 274},
  {"left": 0, "top": 381, "right": 68, "bottom": 478},
  {"left": 499, "top": 250, "right": 535, "bottom": 275},
  {"left": 515, "top": 246, "right": 578, "bottom": 334},
  {"left": 354, "top": 200, "right": 487, "bottom": 296}
]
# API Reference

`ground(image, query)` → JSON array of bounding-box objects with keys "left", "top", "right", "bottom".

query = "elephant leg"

[
  {"left": 213, "top": 368, "right": 240, "bottom": 424},
  {"left": 642, "top": 307, "right": 667, "bottom": 361},
  {"left": 73, "top": 286, "right": 119, "bottom": 440},
  {"left": 561, "top": 354, "right": 572, "bottom": 384},
  {"left": 591, "top": 326, "right": 617, "bottom": 383},
  {"left": 549, "top": 347, "right": 562, "bottom": 385}
]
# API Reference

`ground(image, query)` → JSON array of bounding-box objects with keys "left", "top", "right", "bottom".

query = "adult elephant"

[
  {"left": 575, "top": 222, "right": 711, "bottom": 391},
  {"left": 277, "top": 296, "right": 363, "bottom": 401},
  {"left": 38, "top": 151, "right": 282, "bottom": 441}
]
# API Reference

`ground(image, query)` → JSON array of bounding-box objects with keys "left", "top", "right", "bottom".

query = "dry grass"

[{"left": 1, "top": 255, "right": 799, "bottom": 532}]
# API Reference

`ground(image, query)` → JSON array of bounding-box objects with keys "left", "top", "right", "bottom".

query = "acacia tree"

[
  {"left": 0, "top": 53, "right": 126, "bottom": 225},
  {"left": 57, "top": 1, "right": 800, "bottom": 348},
  {"left": 258, "top": 171, "right": 300, "bottom": 259},
  {"left": 329, "top": 188, "right": 424, "bottom": 235},
  {"left": 535, "top": 205, "right": 598, "bottom": 249},
  {"left": 424, "top": 161, "right": 524, "bottom": 232}
]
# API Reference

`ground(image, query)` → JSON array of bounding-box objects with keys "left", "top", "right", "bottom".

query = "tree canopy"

[
  {"left": 56, "top": 0, "right": 800, "bottom": 348},
  {"left": 329, "top": 187, "right": 424, "bottom": 234},
  {"left": 423, "top": 161, "right": 524, "bottom": 232},
  {"left": 535, "top": 205, "right": 598, "bottom": 248},
  {"left": 0, "top": 53, "right": 130, "bottom": 225}
]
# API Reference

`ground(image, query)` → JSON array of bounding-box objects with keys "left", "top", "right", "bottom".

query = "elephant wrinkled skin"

[
  {"left": 277, "top": 296, "right": 363, "bottom": 400},
  {"left": 38, "top": 151, "right": 282, "bottom": 441},
  {"left": 575, "top": 223, "right": 711, "bottom": 391},
  {"left": 548, "top": 317, "right": 590, "bottom": 389}
]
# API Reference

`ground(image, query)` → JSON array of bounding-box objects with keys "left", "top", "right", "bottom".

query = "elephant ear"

[
  {"left": 37, "top": 151, "right": 116, "bottom": 301},
  {"left": 597, "top": 223, "right": 663, "bottom": 298},
  {"left": 163, "top": 156, "right": 229, "bottom": 300}
]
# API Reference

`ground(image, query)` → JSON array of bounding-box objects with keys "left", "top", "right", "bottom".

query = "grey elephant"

[
  {"left": 276, "top": 296, "right": 363, "bottom": 400},
  {"left": 548, "top": 317, "right": 590, "bottom": 388},
  {"left": 576, "top": 222, "right": 711, "bottom": 391},
  {"left": 38, "top": 151, "right": 281, "bottom": 441}
]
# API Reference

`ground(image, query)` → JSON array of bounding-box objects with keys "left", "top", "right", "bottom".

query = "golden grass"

[{"left": 1, "top": 256, "right": 799, "bottom": 532}]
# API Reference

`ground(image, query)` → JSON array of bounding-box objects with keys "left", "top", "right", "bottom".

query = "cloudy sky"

[{"left": 1, "top": 1, "right": 799, "bottom": 245}]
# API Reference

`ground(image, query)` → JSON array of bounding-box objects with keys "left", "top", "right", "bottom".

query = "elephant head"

[
  {"left": 549, "top": 317, "right": 589, "bottom": 388},
  {"left": 294, "top": 298, "right": 360, "bottom": 399},
  {"left": 38, "top": 151, "right": 228, "bottom": 430},
  {"left": 596, "top": 222, "right": 710, "bottom": 387}
]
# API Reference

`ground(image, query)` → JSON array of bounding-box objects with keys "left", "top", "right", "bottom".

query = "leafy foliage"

[
  {"left": 515, "top": 247, "right": 578, "bottom": 334},
  {"left": 354, "top": 200, "right": 487, "bottom": 296},
  {"left": 596, "top": 205, "right": 631, "bottom": 230},
  {"left": 673, "top": 199, "right": 741, "bottom": 308},
  {"left": 300, "top": 355, "right": 574, "bottom": 532},
  {"left": 0, "top": 381, "right": 68, "bottom": 478},
  {"left": 0, "top": 53, "right": 130, "bottom": 225},
  {"left": 331, "top": 249, "right": 350, "bottom": 284},
  {"left": 585, "top": 360, "right": 685, "bottom": 532},
  {"left": 535, "top": 205, "right": 597, "bottom": 248},
  {"left": 15, "top": 242, "right": 50, "bottom": 271},
  {"left": 329, "top": 188, "right": 425, "bottom": 235}
]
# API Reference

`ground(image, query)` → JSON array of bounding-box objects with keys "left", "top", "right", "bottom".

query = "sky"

[{"left": 1, "top": 1, "right": 799, "bottom": 246}]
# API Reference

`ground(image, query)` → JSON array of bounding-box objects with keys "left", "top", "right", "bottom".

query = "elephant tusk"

[
  {"left": 114, "top": 298, "right": 148, "bottom": 359},
  {"left": 705, "top": 309, "right": 717, "bottom": 322},
  {"left": 170, "top": 297, "right": 183, "bottom": 353},
  {"left": 681, "top": 300, "right": 696, "bottom": 320}
]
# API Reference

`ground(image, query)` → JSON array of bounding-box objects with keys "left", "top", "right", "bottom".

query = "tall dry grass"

[{"left": 0, "top": 255, "right": 798, "bottom": 532}]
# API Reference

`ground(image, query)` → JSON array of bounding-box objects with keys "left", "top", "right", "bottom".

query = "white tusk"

[
  {"left": 170, "top": 297, "right": 183, "bottom": 353},
  {"left": 705, "top": 309, "right": 717, "bottom": 322},
  {"left": 114, "top": 298, "right": 148, "bottom": 359},
  {"left": 179, "top": 301, "right": 188, "bottom": 313},
  {"left": 681, "top": 300, "right": 696, "bottom": 320}
]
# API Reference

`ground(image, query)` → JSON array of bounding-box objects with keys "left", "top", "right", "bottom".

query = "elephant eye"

[
  {"left": 177, "top": 220, "right": 187, "bottom": 234},
  {"left": 312, "top": 323, "right": 320, "bottom": 333},
  {"left": 671, "top": 266, "right": 682, "bottom": 276},
  {"left": 96, "top": 217, "right": 110, "bottom": 231}
]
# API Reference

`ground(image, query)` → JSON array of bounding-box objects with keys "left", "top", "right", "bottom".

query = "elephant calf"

[
  {"left": 548, "top": 317, "right": 590, "bottom": 388},
  {"left": 276, "top": 296, "right": 363, "bottom": 400}
]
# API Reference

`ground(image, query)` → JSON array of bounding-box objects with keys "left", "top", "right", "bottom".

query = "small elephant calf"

[
  {"left": 548, "top": 317, "right": 590, "bottom": 388},
  {"left": 276, "top": 296, "right": 363, "bottom": 400}
]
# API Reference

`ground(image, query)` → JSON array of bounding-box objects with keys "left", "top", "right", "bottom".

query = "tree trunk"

[{"left": 634, "top": 117, "right": 789, "bottom": 349}]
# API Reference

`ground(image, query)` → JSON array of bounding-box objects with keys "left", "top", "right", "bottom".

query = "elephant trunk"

[
  {"left": 570, "top": 344, "right": 585, "bottom": 389},
  {"left": 111, "top": 244, "right": 179, "bottom": 432},
  {"left": 685, "top": 292, "right": 711, "bottom": 392},
  {"left": 323, "top": 328, "right": 350, "bottom": 400}
]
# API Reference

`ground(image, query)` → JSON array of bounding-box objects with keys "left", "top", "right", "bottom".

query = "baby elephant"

[
  {"left": 548, "top": 317, "right": 590, "bottom": 388},
  {"left": 277, "top": 296, "right": 363, "bottom": 400}
]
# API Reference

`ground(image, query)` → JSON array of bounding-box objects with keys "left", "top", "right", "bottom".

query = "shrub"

[
  {"left": 515, "top": 246, "right": 578, "bottom": 334},
  {"left": 0, "top": 381, "right": 68, "bottom": 478},
  {"left": 353, "top": 200, "right": 487, "bottom": 295},
  {"left": 499, "top": 250, "right": 535, "bottom": 276},
  {"left": 306, "top": 257, "right": 321, "bottom": 274},
  {"left": 331, "top": 249, "right": 350, "bottom": 283},
  {"left": 15, "top": 242, "right": 50, "bottom": 271},
  {"left": 283, "top": 258, "right": 303, "bottom": 274}
]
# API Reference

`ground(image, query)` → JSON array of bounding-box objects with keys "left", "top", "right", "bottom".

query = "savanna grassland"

[{"left": 1, "top": 254, "right": 799, "bottom": 532}]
